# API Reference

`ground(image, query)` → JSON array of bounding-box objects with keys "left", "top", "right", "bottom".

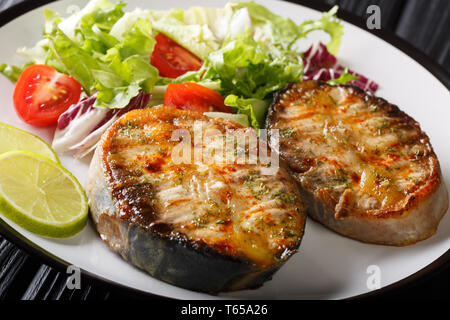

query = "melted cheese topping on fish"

[
  {"left": 102, "top": 107, "right": 305, "bottom": 268},
  {"left": 267, "top": 81, "right": 439, "bottom": 217}
]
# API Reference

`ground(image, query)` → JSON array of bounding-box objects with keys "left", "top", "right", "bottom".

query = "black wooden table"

[{"left": 0, "top": 0, "right": 449, "bottom": 300}]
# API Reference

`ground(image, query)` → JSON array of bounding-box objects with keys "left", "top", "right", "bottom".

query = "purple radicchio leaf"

[
  {"left": 52, "top": 91, "right": 151, "bottom": 158},
  {"left": 303, "top": 42, "right": 379, "bottom": 93}
]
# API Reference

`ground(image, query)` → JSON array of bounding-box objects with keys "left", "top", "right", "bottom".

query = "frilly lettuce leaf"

[
  {"left": 231, "top": 2, "right": 343, "bottom": 55},
  {"left": 297, "top": 6, "right": 343, "bottom": 55}
]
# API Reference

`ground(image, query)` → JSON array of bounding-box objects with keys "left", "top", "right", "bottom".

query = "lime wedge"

[
  {"left": 0, "top": 151, "right": 88, "bottom": 238},
  {"left": 0, "top": 123, "right": 59, "bottom": 163}
]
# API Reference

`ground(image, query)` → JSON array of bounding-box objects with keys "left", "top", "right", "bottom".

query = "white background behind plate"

[{"left": 0, "top": 0, "right": 449, "bottom": 299}]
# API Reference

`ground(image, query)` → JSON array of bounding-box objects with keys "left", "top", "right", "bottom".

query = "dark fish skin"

[
  {"left": 95, "top": 213, "right": 280, "bottom": 292},
  {"left": 87, "top": 106, "right": 306, "bottom": 293}
]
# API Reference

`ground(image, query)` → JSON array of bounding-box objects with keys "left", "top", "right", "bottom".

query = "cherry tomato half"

[
  {"left": 164, "top": 82, "right": 232, "bottom": 113},
  {"left": 151, "top": 33, "right": 202, "bottom": 78},
  {"left": 13, "top": 64, "right": 82, "bottom": 127}
]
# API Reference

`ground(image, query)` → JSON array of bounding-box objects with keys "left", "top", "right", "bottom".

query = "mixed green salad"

[{"left": 0, "top": 0, "right": 378, "bottom": 158}]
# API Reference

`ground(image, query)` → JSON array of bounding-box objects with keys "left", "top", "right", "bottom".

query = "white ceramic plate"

[{"left": 0, "top": 0, "right": 449, "bottom": 300}]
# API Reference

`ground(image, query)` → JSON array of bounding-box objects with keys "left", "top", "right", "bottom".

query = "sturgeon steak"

[
  {"left": 86, "top": 106, "right": 306, "bottom": 292},
  {"left": 267, "top": 81, "right": 448, "bottom": 246}
]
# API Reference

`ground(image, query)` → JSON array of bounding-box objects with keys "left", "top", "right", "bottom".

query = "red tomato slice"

[
  {"left": 151, "top": 33, "right": 202, "bottom": 78},
  {"left": 164, "top": 83, "right": 232, "bottom": 113},
  {"left": 13, "top": 64, "right": 82, "bottom": 127}
]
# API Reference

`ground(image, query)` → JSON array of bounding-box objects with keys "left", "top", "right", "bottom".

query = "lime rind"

[
  {"left": 0, "top": 122, "right": 60, "bottom": 163},
  {"left": 0, "top": 196, "right": 87, "bottom": 238},
  {"left": 0, "top": 151, "right": 88, "bottom": 238}
]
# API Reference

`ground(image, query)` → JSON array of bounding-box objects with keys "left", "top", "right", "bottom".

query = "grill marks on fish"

[
  {"left": 268, "top": 81, "right": 442, "bottom": 217},
  {"left": 99, "top": 106, "right": 305, "bottom": 268},
  {"left": 266, "top": 81, "right": 448, "bottom": 246}
]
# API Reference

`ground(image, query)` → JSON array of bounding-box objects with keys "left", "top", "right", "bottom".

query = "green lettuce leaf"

[
  {"left": 231, "top": 1, "right": 300, "bottom": 46},
  {"left": 58, "top": 0, "right": 124, "bottom": 41},
  {"left": 297, "top": 6, "right": 343, "bottom": 55},
  {"left": 224, "top": 94, "right": 269, "bottom": 129},
  {"left": 327, "top": 68, "right": 359, "bottom": 85},
  {"left": 47, "top": 28, "right": 102, "bottom": 95},
  {"left": 232, "top": 2, "right": 343, "bottom": 55},
  {"left": 96, "top": 18, "right": 158, "bottom": 107},
  {"left": 0, "top": 64, "right": 24, "bottom": 82}
]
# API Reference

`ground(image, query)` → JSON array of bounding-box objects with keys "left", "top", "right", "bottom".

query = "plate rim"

[{"left": 0, "top": 0, "right": 449, "bottom": 300}]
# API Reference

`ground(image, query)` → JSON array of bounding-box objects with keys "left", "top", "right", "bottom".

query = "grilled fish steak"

[
  {"left": 86, "top": 106, "right": 306, "bottom": 292},
  {"left": 267, "top": 81, "right": 448, "bottom": 246}
]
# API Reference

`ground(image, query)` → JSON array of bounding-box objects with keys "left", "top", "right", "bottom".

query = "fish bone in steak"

[
  {"left": 267, "top": 80, "right": 448, "bottom": 246},
  {"left": 86, "top": 106, "right": 306, "bottom": 292}
]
